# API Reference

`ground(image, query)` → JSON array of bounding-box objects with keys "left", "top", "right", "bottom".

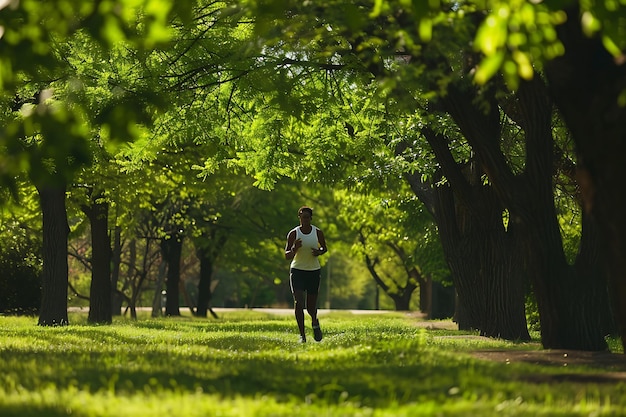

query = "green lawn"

[{"left": 1, "top": 311, "right": 625, "bottom": 416}]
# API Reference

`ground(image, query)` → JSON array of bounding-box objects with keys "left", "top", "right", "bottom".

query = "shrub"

[{"left": 0, "top": 243, "right": 42, "bottom": 315}]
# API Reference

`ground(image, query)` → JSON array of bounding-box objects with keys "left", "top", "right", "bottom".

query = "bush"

[{"left": 0, "top": 246, "right": 42, "bottom": 315}]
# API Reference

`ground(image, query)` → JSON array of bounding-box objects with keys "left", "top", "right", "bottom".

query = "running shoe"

[{"left": 313, "top": 324, "right": 323, "bottom": 342}]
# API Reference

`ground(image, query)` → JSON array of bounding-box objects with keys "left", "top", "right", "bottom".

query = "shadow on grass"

[
  {"left": 3, "top": 313, "right": 626, "bottom": 416},
  {"left": 1, "top": 339, "right": 517, "bottom": 410}
]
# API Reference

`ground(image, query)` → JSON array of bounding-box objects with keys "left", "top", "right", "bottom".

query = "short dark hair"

[{"left": 298, "top": 206, "right": 313, "bottom": 217}]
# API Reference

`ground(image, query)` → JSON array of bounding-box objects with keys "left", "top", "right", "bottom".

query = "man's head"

[{"left": 298, "top": 206, "right": 313, "bottom": 224}]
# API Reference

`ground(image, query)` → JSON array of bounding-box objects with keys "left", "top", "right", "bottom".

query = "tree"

[
  {"left": 80, "top": 189, "right": 112, "bottom": 324},
  {"left": 336, "top": 189, "right": 447, "bottom": 312},
  {"left": 542, "top": 4, "right": 626, "bottom": 350},
  {"left": 237, "top": 0, "right": 614, "bottom": 347},
  {"left": 1, "top": 0, "right": 202, "bottom": 325},
  {"left": 231, "top": 1, "right": 532, "bottom": 339}
]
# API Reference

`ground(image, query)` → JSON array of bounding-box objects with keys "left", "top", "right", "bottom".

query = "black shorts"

[{"left": 290, "top": 268, "right": 321, "bottom": 294}]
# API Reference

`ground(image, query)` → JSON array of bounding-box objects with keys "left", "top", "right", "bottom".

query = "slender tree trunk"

[
  {"left": 151, "top": 261, "right": 167, "bottom": 317},
  {"left": 180, "top": 279, "right": 196, "bottom": 315},
  {"left": 124, "top": 238, "right": 136, "bottom": 313},
  {"left": 420, "top": 275, "right": 432, "bottom": 317},
  {"left": 82, "top": 193, "right": 112, "bottom": 324},
  {"left": 36, "top": 182, "right": 70, "bottom": 326},
  {"left": 196, "top": 247, "right": 214, "bottom": 318},
  {"left": 161, "top": 235, "right": 182, "bottom": 316},
  {"left": 110, "top": 225, "right": 123, "bottom": 316},
  {"left": 390, "top": 283, "right": 417, "bottom": 311}
]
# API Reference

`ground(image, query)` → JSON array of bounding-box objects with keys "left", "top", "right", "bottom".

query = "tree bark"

[
  {"left": 151, "top": 260, "right": 167, "bottom": 317},
  {"left": 110, "top": 225, "right": 123, "bottom": 315},
  {"left": 422, "top": 177, "right": 530, "bottom": 340},
  {"left": 81, "top": 192, "right": 112, "bottom": 324},
  {"left": 442, "top": 76, "right": 608, "bottom": 349},
  {"left": 403, "top": 123, "right": 530, "bottom": 341},
  {"left": 513, "top": 77, "right": 609, "bottom": 350},
  {"left": 161, "top": 235, "right": 182, "bottom": 316},
  {"left": 193, "top": 229, "right": 228, "bottom": 318},
  {"left": 196, "top": 246, "right": 214, "bottom": 318},
  {"left": 545, "top": 4, "right": 626, "bottom": 351},
  {"left": 36, "top": 182, "right": 70, "bottom": 326}
]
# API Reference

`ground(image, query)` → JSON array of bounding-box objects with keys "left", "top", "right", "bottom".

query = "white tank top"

[{"left": 290, "top": 225, "right": 321, "bottom": 271}]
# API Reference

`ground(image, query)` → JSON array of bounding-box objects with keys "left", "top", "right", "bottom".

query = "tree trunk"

[
  {"left": 527, "top": 210, "right": 611, "bottom": 349},
  {"left": 438, "top": 76, "right": 607, "bottom": 349},
  {"left": 545, "top": 4, "right": 626, "bottom": 351},
  {"left": 196, "top": 247, "right": 214, "bottom": 318},
  {"left": 575, "top": 211, "right": 614, "bottom": 336},
  {"left": 151, "top": 260, "right": 167, "bottom": 317},
  {"left": 420, "top": 275, "right": 432, "bottom": 317},
  {"left": 390, "top": 282, "right": 417, "bottom": 311},
  {"left": 82, "top": 193, "right": 112, "bottom": 324},
  {"left": 36, "top": 182, "right": 70, "bottom": 326},
  {"left": 434, "top": 181, "right": 530, "bottom": 340},
  {"left": 519, "top": 208, "right": 607, "bottom": 350},
  {"left": 403, "top": 125, "right": 530, "bottom": 341},
  {"left": 124, "top": 239, "right": 137, "bottom": 315},
  {"left": 110, "top": 225, "right": 123, "bottom": 316},
  {"left": 512, "top": 77, "right": 608, "bottom": 350},
  {"left": 161, "top": 235, "right": 182, "bottom": 316}
]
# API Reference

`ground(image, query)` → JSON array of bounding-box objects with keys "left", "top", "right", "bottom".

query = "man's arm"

[
  {"left": 285, "top": 230, "right": 301, "bottom": 260},
  {"left": 313, "top": 229, "right": 327, "bottom": 256}
]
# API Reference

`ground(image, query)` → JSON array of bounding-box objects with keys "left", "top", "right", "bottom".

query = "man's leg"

[
  {"left": 307, "top": 292, "right": 318, "bottom": 325},
  {"left": 307, "top": 292, "right": 323, "bottom": 341},
  {"left": 293, "top": 289, "right": 306, "bottom": 342}
]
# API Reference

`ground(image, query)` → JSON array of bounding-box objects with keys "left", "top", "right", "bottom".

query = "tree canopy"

[{"left": 1, "top": 0, "right": 626, "bottom": 351}]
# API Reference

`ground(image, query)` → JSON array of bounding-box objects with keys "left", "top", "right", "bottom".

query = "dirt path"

[
  {"left": 470, "top": 349, "right": 626, "bottom": 383},
  {"left": 410, "top": 317, "right": 626, "bottom": 382}
]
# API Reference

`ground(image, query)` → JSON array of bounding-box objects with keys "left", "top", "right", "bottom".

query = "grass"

[{"left": 1, "top": 310, "right": 625, "bottom": 416}]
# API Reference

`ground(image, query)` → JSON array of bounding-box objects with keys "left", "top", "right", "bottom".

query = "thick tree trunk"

[
  {"left": 545, "top": 5, "right": 626, "bottom": 351},
  {"left": 575, "top": 212, "right": 614, "bottom": 336},
  {"left": 161, "top": 235, "right": 182, "bottom": 316},
  {"left": 520, "top": 208, "right": 608, "bottom": 350},
  {"left": 515, "top": 77, "right": 608, "bottom": 350},
  {"left": 440, "top": 77, "right": 607, "bottom": 349},
  {"left": 435, "top": 183, "right": 530, "bottom": 340},
  {"left": 82, "top": 193, "right": 112, "bottom": 324},
  {"left": 405, "top": 167, "right": 530, "bottom": 340},
  {"left": 36, "top": 183, "right": 70, "bottom": 326}
]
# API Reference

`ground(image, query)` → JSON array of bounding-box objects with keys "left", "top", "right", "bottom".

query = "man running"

[{"left": 285, "top": 206, "right": 327, "bottom": 343}]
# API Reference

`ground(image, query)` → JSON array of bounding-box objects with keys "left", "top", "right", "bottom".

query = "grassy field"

[{"left": 1, "top": 311, "right": 625, "bottom": 416}]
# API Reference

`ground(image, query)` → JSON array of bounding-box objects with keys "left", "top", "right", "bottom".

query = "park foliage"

[{"left": 1, "top": 0, "right": 626, "bottom": 353}]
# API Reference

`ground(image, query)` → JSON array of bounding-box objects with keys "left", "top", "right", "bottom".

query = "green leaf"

[
  {"left": 419, "top": 18, "right": 432, "bottom": 42},
  {"left": 474, "top": 51, "right": 505, "bottom": 84}
]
